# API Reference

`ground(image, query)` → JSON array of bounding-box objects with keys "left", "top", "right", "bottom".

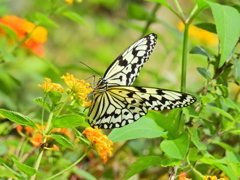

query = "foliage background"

[{"left": 0, "top": 0, "right": 239, "bottom": 180}]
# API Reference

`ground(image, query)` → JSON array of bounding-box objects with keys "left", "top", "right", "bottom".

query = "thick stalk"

[{"left": 180, "top": 23, "right": 189, "bottom": 92}]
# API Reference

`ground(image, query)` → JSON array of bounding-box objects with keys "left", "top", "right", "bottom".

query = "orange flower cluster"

[
  {"left": 0, "top": 15, "right": 47, "bottom": 57},
  {"left": 82, "top": 127, "right": 113, "bottom": 163},
  {"left": 178, "top": 22, "right": 218, "bottom": 46},
  {"left": 178, "top": 172, "right": 229, "bottom": 180},
  {"left": 38, "top": 78, "right": 64, "bottom": 93},
  {"left": 16, "top": 124, "right": 70, "bottom": 151},
  {"left": 202, "top": 176, "right": 229, "bottom": 180},
  {"left": 61, "top": 73, "right": 93, "bottom": 107},
  {"left": 179, "top": 172, "right": 191, "bottom": 180}
]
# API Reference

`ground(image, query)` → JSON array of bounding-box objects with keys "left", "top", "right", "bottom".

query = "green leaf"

[
  {"left": 50, "top": 134, "right": 74, "bottom": 149},
  {"left": 0, "top": 24, "right": 17, "bottom": 40},
  {"left": 233, "top": 57, "right": 240, "bottom": 80},
  {"left": 161, "top": 158, "right": 182, "bottom": 167},
  {"left": 195, "top": 0, "right": 209, "bottom": 10},
  {"left": 189, "top": 128, "right": 207, "bottom": 151},
  {"left": 0, "top": 49, "right": 16, "bottom": 62},
  {"left": 190, "top": 46, "right": 215, "bottom": 58},
  {"left": 48, "top": 91, "right": 62, "bottom": 105},
  {"left": 194, "top": 23, "right": 216, "bottom": 34},
  {"left": 73, "top": 128, "right": 91, "bottom": 145},
  {"left": 211, "top": 141, "right": 235, "bottom": 151},
  {"left": 34, "top": 12, "right": 58, "bottom": 27},
  {"left": 196, "top": 67, "right": 212, "bottom": 80},
  {"left": 160, "top": 132, "right": 189, "bottom": 159},
  {"left": 0, "top": 109, "right": 37, "bottom": 128},
  {"left": 148, "top": 109, "right": 182, "bottom": 139},
  {"left": 0, "top": 165, "right": 18, "bottom": 179},
  {"left": 12, "top": 159, "right": 36, "bottom": 176},
  {"left": 62, "top": 12, "right": 87, "bottom": 26},
  {"left": 72, "top": 168, "right": 97, "bottom": 180},
  {"left": 215, "top": 161, "right": 239, "bottom": 180},
  {"left": 127, "top": 3, "right": 150, "bottom": 20},
  {"left": 108, "top": 117, "right": 167, "bottom": 143},
  {"left": 204, "top": 106, "right": 234, "bottom": 121},
  {"left": 220, "top": 97, "right": 240, "bottom": 111},
  {"left": 2, "top": 164, "right": 25, "bottom": 179},
  {"left": 126, "top": 156, "right": 161, "bottom": 179},
  {"left": 146, "top": 0, "right": 177, "bottom": 17},
  {"left": 52, "top": 114, "right": 84, "bottom": 128},
  {"left": 207, "top": 2, "right": 240, "bottom": 66},
  {"left": 34, "top": 97, "right": 50, "bottom": 111}
]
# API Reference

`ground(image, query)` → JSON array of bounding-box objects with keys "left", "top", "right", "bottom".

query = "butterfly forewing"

[{"left": 103, "top": 33, "right": 157, "bottom": 86}]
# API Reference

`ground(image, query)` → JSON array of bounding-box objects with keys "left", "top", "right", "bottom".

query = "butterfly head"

[{"left": 95, "top": 78, "right": 108, "bottom": 91}]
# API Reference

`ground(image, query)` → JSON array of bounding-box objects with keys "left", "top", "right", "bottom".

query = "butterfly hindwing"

[
  {"left": 88, "top": 87, "right": 148, "bottom": 129},
  {"left": 88, "top": 87, "right": 196, "bottom": 129},
  {"left": 103, "top": 33, "right": 157, "bottom": 86}
]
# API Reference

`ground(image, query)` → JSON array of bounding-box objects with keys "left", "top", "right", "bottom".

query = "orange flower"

[
  {"left": 30, "top": 132, "right": 43, "bottom": 146},
  {"left": 178, "top": 21, "right": 218, "bottom": 46},
  {"left": 52, "top": 128, "right": 71, "bottom": 137},
  {"left": 0, "top": 15, "right": 47, "bottom": 57},
  {"left": 38, "top": 78, "right": 64, "bottom": 93},
  {"left": 44, "top": 144, "right": 60, "bottom": 151},
  {"left": 16, "top": 125, "right": 23, "bottom": 131},
  {"left": 202, "top": 176, "right": 229, "bottom": 180},
  {"left": 179, "top": 172, "right": 191, "bottom": 180},
  {"left": 25, "top": 126, "right": 34, "bottom": 132},
  {"left": 61, "top": 73, "right": 92, "bottom": 107},
  {"left": 82, "top": 127, "right": 113, "bottom": 163}
]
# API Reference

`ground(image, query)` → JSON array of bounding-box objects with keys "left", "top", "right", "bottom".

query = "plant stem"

[
  {"left": 142, "top": 3, "right": 160, "bottom": 36},
  {"left": 180, "top": 22, "right": 189, "bottom": 92},
  {"left": 30, "top": 147, "right": 44, "bottom": 180},
  {"left": 46, "top": 147, "right": 91, "bottom": 180},
  {"left": 173, "top": 0, "right": 185, "bottom": 19}
]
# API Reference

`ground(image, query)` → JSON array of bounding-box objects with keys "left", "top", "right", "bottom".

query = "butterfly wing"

[
  {"left": 102, "top": 33, "right": 157, "bottom": 86},
  {"left": 88, "top": 86, "right": 196, "bottom": 129}
]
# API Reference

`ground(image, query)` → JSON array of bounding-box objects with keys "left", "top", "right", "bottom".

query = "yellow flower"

[
  {"left": 82, "top": 127, "right": 113, "bottom": 163},
  {"left": 61, "top": 73, "right": 92, "bottom": 107},
  {"left": 178, "top": 21, "right": 218, "bottom": 46},
  {"left": 38, "top": 78, "right": 64, "bottom": 93},
  {"left": 64, "top": 0, "right": 82, "bottom": 4},
  {"left": 202, "top": 175, "right": 229, "bottom": 180},
  {"left": 65, "top": 0, "right": 73, "bottom": 4}
]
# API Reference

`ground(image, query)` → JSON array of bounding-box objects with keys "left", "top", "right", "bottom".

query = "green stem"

[
  {"left": 12, "top": 25, "right": 38, "bottom": 54},
  {"left": 173, "top": 0, "right": 185, "bottom": 19},
  {"left": 186, "top": 152, "right": 203, "bottom": 177},
  {"left": 54, "top": 95, "right": 71, "bottom": 117},
  {"left": 46, "top": 147, "right": 92, "bottom": 180},
  {"left": 142, "top": 3, "right": 160, "bottom": 36},
  {"left": 30, "top": 146, "right": 45, "bottom": 180},
  {"left": 41, "top": 94, "right": 47, "bottom": 132},
  {"left": 180, "top": 22, "right": 189, "bottom": 92},
  {"left": 45, "top": 112, "right": 54, "bottom": 134}
]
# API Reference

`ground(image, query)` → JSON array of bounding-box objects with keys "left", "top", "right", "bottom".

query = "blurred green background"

[{"left": 0, "top": 0, "right": 222, "bottom": 111}]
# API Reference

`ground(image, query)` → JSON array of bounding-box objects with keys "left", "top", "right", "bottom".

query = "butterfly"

[{"left": 88, "top": 33, "right": 196, "bottom": 129}]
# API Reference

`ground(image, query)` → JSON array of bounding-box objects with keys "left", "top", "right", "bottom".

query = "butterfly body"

[{"left": 88, "top": 33, "right": 196, "bottom": 129}]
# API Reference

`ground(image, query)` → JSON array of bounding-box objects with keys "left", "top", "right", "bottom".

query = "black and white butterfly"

[{"left": 88, "top": 33, "right": 196, "bottom": 129}]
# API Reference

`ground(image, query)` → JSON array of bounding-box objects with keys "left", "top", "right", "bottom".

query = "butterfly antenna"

[{"left": 79, "top": 61, "right": 102, "bottom": 78}]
